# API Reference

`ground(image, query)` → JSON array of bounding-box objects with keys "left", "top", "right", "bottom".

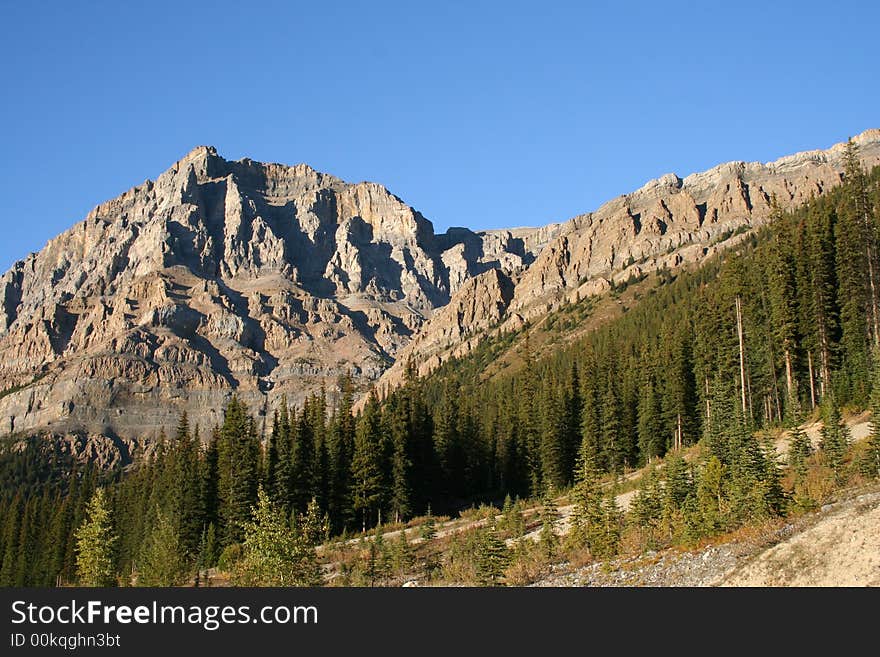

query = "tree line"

[{"left": 0, "top": 142, "right": 878, "bottom": 586}]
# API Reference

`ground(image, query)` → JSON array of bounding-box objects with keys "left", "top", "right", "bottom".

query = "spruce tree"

[
  {"left": 538, "top": 492, "right": 558, "bottom": 559},
  {"left": 351, "top": 392, "right": 384, "bottom": 531},
  {"left": 766, "top": 226, "right": 801, "bottom": 416},
  {"left": 696, "top": 456, "right": 725, "bottom": 535},
  {"left": 420, "top": 508, "right": 437, "bottom": 542},
  {"left": 600, "top": 369, "right": 624, "bottom": 473},
  {"left": 387, "top": 395, "right": 413, "bottom": 523},
  {"left": 291, "top": 399, "right": 317, "bottom": 512},
  {"left": 518, "top": 335, "right": 542, "bottom": 495},
  {"left": 327, "top": 380, "right": 355, "bottom": 533},
  {"left": 806, "top": 201, "right": 839, "bottom": 399},
  {"left": 637, "top": 372, "right": 665, "bottom": 463},
  {"left": 539, "top": 383, "right": 567, "bottom": 491},
  {"left": 391, "top": 529, "right": 413, "bottom": 576},
  {"left": 836, "top": 161, "right": 872, "bottom": 404},
  {"left": 172, "top": 412, "right": 203, "bottom": 563},
  {"left": 819, "top": 401, "right": 850, "bottom": 477},
  {"left": 475, "top": 524, "right": 509, "bottom": 586},
  {"left": 788, "top": 423, "right": 812, "bottom": 479},
  {"left": 663, "top": 453, "right": 693, "bottom": 512},
  {"left": 500, "top": 495, "right": 525, "bottom": 539},
  {"left": 265, "top": 410, "right": 280, "bottom": 495},
  {"left": 217, "top": 397, "right": 260, "bottom": 545},
  {"left": 272, "top": 400, "right": 293, "bottom": 507},
  {"left": 570, "top": 447, "right": 602, "bottom": 546},
  {"left": 562, "top": 363, "right": 583, "bottom": 486},
  {"left": 866, "top": 356, "right": 880, "bottom": 477},
  {"left": 0, "top": 495, "right": 22, "bottom": 586},
  {"left": 579, "top": 345, "right": 602, "bottom": 470},
  {"left": 594, "top": 490, "right": 622, "bottom": 559},
  {"left": 629, "top": 467, "right": 663, "bottom": 540},
  {"left": 405, "top": 365, "right": 435, "bottom": 514}
]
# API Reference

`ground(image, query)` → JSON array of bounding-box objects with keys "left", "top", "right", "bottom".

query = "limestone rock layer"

[{"left": 1, "top": 130, "right": 879, "bottom": 445}]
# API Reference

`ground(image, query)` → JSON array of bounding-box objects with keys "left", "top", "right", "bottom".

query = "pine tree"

[
  {"left": 500, "top": 494, "right": 525, "bottom": 539},
  {"left": 391, "top": 529, "right": 413, "bottom": 576},
  {"left": 806, "top": 201, "right": 839, "bottom": 399},
  {"left": 766, "top": 224, "right": 801, "bottom": 416},
  {"left": 629, "top": 466, "right": 663, "bottom": 538},
  {"left": 475, "top": 524, "right": 510, "bottom": 586},
  {"left": 579, "top": 346, "right": 602, "bottom": 472},
  {"left": 788, "top": 423, "right": 812, "bottom": 479},
  {"left": 171, "top": 412, "right": 203, "bottom": 563},
  {"left": 420, "top": 508, "right": 437, "bottom": 542},
  {"left": 328, "top": 376, "right": 355, "bottom": 532},
  {"left": 696, "top": 456, "right": 725, "bottom": 536},
  {"left": 539, "top": 383, "right": 567, "bottom": 491},
  {"left": 600, "top": 368, "right": 624, "bottom": 473},
  {"left": 74, "top": 488, "right": 116, "bottom": 586},
  {"left": 570, "top": 447, "right": 602, "bottom": 544},
  {"left": 819, "top": 401, "right": 850, "bottom": 477},
  {"left": 291, "top": 399, "right": 317, "bottom": 512},
  {"left": 387, "top": 395, "right": 413, "bottom": 522},
  {"left": 217, "top": 397, "right": 260, "bottom": 545},
  {"left": 351, "top": 392, "right": 384, "bottom": 531},
  {"left": 538, "top": 492, "right": 558, "bottom": 559},
  {"left": 272, "top": 400, "right": 294, "bottom": 507},
  {"left": 866, "top": 356, "right": 880, "bottom": 477},
  {"left": 637, "top": 371, "right": 665, "bottom": 463}
]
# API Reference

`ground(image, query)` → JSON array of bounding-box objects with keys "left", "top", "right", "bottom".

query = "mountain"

[
  {"left": 374, "top": 129, "right": 880, "bottom": 395},
  {"left": 0, "top": 146, "right": 545, "bottom": 445},
  {"left": 1, "top": 131, "right": 879, "bottom": 449}
]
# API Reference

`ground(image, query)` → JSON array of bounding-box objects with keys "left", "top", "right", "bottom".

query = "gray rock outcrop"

[{"left": 2, "top": 130, "right": 880, "bottom": 448}]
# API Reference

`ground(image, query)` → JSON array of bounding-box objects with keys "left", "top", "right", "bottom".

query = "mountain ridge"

[
  {"left": 372, "top": 129, "right": 880, "bottom": 397},
  {"left": 1, "top": 129, "right": 879, "bottom": 450}
]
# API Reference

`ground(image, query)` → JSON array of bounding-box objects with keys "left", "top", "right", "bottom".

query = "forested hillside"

[{"left": 2, "top": 143, "right": 880, "bottom": 587}]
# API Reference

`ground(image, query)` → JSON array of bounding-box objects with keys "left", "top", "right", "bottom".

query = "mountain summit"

[
  {"left": 1, "top": 131, "right": 879, "bottom": 446},
  {"left": 0, "top": 147, "right": 540, "bottom": 441}
]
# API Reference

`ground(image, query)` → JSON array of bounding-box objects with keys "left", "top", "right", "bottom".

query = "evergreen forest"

[{"left": 2, "top": 144, "right": 880, "bottom": 587}]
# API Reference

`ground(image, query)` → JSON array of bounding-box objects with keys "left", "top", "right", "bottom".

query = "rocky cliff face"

[
  {"left": 0, "top": 146, "right": 540, "bottom": 441},
  {"left": 373, "top": 129, "right": 880, "bottom": 395},
  {"left": 2, "top": 130, "right": 879, "bottom": 446}
]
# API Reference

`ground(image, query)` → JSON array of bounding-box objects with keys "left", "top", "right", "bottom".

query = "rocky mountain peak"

[
  {"left": 0, "top": 146, "right": 545, "bottom": 441},
  {"left": 370, "top": 130, "right": 880, "bottom": 398},
  {"left": 1, "top": 131, "right": 879, "bottom": 446}
]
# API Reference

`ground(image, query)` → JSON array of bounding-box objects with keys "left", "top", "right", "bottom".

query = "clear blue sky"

[{"left": 1, "top": 0, "right": 877, "bottom": 271}]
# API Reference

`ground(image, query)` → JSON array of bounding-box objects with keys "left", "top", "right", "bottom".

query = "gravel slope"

[
  {"left": 720, "top": 490, "right": 880, "bottom": 586},
  {"left": 533, "top": 483, "right": 880, "bottom": 587}
]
